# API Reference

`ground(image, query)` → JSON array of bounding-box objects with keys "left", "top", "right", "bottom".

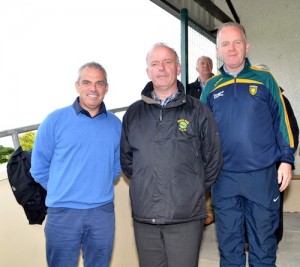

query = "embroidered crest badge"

[
  {"left": 249, "top": 85, "right": 258, "bottom": 96},
  {"left": 177, "top": 119, "right": 189, "bottom": 132}
]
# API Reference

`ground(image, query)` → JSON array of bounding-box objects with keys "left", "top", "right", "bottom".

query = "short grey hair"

[
  {"left": 216, "top": 22, "right": 247, "bottom": 48},
  {"left": 77, "top": 62, "right": 108, "bottom": 83},
  {"left": 146, "top": 42, "right": 180, "bottom": 66},
  {"left": 196, "top": 56, "right": 213, "bottom": 67}
]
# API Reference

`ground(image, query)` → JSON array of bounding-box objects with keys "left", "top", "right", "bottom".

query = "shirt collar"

[
  {"left": 223, "top": 64, "right": 243, "bottom": 77},
  {"left": 151, "top": 89, "right": 179, "bottom": 107},
  {"left": 72, "top": 97, "right": 107, "bottom": 117},
  {"left": 198, "top": 79, "right": 205, "bottom": 89}
]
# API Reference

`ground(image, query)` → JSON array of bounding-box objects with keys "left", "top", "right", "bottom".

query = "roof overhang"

[{"left": 150, "top": 0, "right": 240, "bottom": 37}]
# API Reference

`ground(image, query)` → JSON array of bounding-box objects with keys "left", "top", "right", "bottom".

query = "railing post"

[
  {"left": 12, "top": 132, "right": 20, "bottom": 149},
  {"left": 180, "top": 8, "right": 189, "bottom": 92}
]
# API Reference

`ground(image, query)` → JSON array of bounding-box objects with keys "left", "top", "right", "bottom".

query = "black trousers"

[{"left": 133, "top": 219, "right": 204, "bottom": 267}]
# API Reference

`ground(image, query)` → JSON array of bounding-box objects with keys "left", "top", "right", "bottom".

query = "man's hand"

[{"left": 277, "top": 162, "right": 292, "bottom": 192}]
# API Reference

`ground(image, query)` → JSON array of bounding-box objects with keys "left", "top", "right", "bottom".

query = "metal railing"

[
  {"left": 0, "top": 106, "right": 128, "bottom": 149},
  {"left": 1, "top": 106, "right": 299, "bottom": 180}
]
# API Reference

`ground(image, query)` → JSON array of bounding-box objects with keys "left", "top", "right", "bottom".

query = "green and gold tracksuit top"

[{"left": 201, "top": 58, "right": 295, "bottom": 172}]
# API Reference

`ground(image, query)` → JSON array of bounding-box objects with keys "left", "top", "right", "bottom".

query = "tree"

[
  {"left": 0, "top": 131, "right": 36, "bottom": 164},
  {"left": 0, "top": 145, "right": 14, "bottom": 164},
  {"left": 19, "top": 131, "right": 36, "bottom": 150}
]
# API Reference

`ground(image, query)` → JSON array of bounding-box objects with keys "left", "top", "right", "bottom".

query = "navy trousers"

[{"left": 212, "top": 165, "right": 280, "bottom": 267}]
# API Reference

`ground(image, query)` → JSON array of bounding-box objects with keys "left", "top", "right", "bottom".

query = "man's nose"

[{"left": 159, "top": 62, "right": 165, "bottom": 70}]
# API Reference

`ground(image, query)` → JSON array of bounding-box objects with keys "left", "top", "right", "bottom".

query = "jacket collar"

[
  {"left": 219, "top": 58, "right": 251, "bottom": 77},
  {"left": 141, "top": 80, "right": 187, "bottom": 108}
]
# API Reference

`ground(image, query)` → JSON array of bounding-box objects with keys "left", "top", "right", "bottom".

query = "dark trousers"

[
  {"left": 275, "top": 191, "right": 284, "bottom": 243},
  {"left": 212, "top": 166, "right": 280, "bottom": 267},
  {"left": 133, "top": 219, "right": 204, "bottom": 267},
  {"left": 245, "top": 186, "right": 284, "bottom": 245}
]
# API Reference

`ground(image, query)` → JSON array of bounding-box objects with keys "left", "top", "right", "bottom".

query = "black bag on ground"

[{"left": 6, "top": 146, "right": 47, "bottom": 225}]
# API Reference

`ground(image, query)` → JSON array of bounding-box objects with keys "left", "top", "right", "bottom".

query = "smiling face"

[
  {"left": 146, "top": 44, "right": 181, "bottom": 99},
  {"left": 75, "top": 66, "right": 108, "bottom": 117},
  {"left": 217, "top": 24, "right": 250, "bottom": 73}
]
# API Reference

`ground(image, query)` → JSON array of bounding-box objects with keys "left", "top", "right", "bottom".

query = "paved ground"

[{"left": 199, "top": 212, "right": 300, "bottom": 267}]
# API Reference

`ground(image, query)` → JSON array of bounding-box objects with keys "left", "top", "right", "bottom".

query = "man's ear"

[{"left": 75, "top": 81, "right": 80, "bottom": 93}]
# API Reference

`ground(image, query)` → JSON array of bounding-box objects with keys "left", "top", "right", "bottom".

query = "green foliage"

[
  {"left": 0, "top": 145, "right": 14, "bottom": 164},
  {"left": 0, "top": 131, "right": 36, "bottom": 164},
  {"left": 19, "top": 131, "right": 36, "bottom": 150}
]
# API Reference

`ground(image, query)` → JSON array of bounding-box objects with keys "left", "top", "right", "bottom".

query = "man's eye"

[
  {"left": 97, "top": 81, "right": 106, "bottom": 88},
  {"left": 82, "top": 81, "right": 90, "bottom": 86}
]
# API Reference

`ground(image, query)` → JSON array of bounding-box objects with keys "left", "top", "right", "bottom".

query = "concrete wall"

[
  {"left": 0, "top": 173, "right": 139, "bottom": 267},
  {"left": 1, "top": 167, "right": 299, "bottom": 267}
]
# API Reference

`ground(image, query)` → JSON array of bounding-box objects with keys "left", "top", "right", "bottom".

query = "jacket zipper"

[
  {"left": 159, "top": 109, "right": 163, "bottom": 121},
  {"left": 234, "top": 77, "right": 237, "bottom": 98}
]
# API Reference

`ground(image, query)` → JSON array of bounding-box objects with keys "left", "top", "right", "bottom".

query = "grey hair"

[
  {"left": 146, "top": 42, "right": 180, "bottom": 66},
  {"left": 216, "top": 22, "right": 247, "bottom": 48},
  {"left": 196, "top": 56, "right": 213, "bottom": 67},
  {"left": 77, "top": 62, "right": 108, "bottom": 83}
]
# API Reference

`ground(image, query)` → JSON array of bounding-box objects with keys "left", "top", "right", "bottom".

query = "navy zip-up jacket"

[{"left": 201, "top": 58, "right": 295, "bottom": 172}]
